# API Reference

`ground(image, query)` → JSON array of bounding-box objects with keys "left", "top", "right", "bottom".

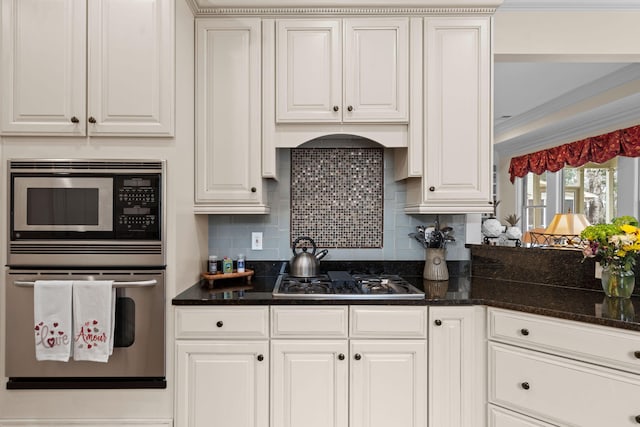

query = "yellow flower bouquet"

[{"left": 580, "top": 216, "right": 639, "bottom": 297}]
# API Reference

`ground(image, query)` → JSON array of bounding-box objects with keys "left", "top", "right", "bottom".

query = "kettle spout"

[{"left": 315, "top": 249, "right": 329, "bottom": 260}]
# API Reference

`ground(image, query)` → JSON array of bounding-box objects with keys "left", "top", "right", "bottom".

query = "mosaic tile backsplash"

[{"left": 291, "top": 148, "right": 383, "bottom": 248}]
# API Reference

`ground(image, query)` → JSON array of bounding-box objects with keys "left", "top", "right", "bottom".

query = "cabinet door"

[
  {"left": 0, "top": 0, "right": 86, "bottom": 135},
  {"left": 350, "top": 340, "right": 427, "bottom": 427},
  {"left": 344, "top": 18, "right": 409, "bottom": 123},
  {"left": 276, "top": 19, "right": 342, "bottom": 122},
  {"left": 271, "top": 340, "right": 348, "bottom": 427},
  {"left": 429, "top": 306, "right": 486, "bottom": 427},
  {"left": 87, "top": 0, "right": 174, "bottom": 136},
  {"left": 423, "top": 18, "right": 492, "bottom": 209},
  {"left": 195, "top": 18, "right": 269, "bottom": 213},
  {"left": 175, "top": 341, "right": 269, "bottom": 427}
]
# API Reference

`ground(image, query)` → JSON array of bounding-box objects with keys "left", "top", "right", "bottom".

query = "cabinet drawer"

[
  {"left": 489, "top": 405, "right": 557, "bottom": 427},
  {"left": 488, "top": 308, "right": 640, "bottom": 374},
  {"left": 175, "top": 306, "right": 269, "bottom": 339},
  {"left": 271, "top": 306, "right": 348, "bottom": 338},
  {"left": 489, "top": 342, "right": 640, "bottom": 427},
  {"left": 350, "top": 306, "right": 427, "bottom": 338}
]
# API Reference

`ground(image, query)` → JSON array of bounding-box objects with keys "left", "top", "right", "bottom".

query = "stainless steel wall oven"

[
  {"left": 5, "top": 159, "right": 166, "bottom": 389},
  {"left": 8, "top": 159, "right": 164, "bottom": 267}
]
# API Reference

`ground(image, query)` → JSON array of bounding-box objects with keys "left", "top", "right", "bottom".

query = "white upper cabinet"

[
  {"left": 194, "top": 18, "right": 269, "bottom": 214},
  {"left": 405, "top": 17, "right": 492, "bottom": 214},
  {"left": 0, "top": 0, "right": 174, "bottom": 136},
  {"left": 276, "top": 18, "right": 408, "bottom": 123}
]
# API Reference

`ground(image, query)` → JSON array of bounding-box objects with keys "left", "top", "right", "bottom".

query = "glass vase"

[{"left": 601, "top": 267, "right": 635, "bottom": 298}]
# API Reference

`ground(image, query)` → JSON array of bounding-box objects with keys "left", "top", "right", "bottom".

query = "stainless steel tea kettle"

[{"left": 290, "top": 236, "right": 328, "bottom": 277}]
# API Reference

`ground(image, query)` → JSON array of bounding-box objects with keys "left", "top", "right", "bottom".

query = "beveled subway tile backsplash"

[{"left": 290, "top": 148, "right": 383, "bottom": 248}]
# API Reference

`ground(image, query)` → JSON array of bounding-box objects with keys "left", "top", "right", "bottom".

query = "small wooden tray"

[{"left": 201, "top": 269, "right": 254, "bottom": 288}]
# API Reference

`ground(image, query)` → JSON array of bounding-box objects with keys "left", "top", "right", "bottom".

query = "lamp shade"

[{"left": 544, "top": 213, "right": 591, "bottom": 236}]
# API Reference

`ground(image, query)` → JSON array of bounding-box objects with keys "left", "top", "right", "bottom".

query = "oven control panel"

[{"left": 115, "top": 175, "right": 161, "bottom": 239}]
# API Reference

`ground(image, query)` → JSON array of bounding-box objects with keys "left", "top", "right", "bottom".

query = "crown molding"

[
  {"left": 495, "top": 93, "right": 640, "bottom": 158},
  {"left": 185, "top": 0, "right": 499, "bottom": 15},
  {"left": 495, "top": 64, "right": 640, "bottom": 143}
]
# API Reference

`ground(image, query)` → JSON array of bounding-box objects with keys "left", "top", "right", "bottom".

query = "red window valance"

[{"left": 508, "top": 124, "right": 640, "bottom": 183}]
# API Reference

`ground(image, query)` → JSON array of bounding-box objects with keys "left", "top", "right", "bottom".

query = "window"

[
  {"left": 523, "top": 172, "right": 547, "bottom": 230},
  {"left": 521, "top": 158, "right": 618, "bottom": 229},
  {"left": 563, "top": 158, "right": 617, "bottom": 224}
]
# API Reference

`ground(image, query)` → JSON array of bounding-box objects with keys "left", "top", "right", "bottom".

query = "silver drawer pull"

[{"left": 14, "top": 279, "right": 157, "bottom": 288}]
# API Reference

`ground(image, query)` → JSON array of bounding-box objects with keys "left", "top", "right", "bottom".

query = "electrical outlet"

[{"left": 252, "top": 232, "right": 263, "bottom": 250}]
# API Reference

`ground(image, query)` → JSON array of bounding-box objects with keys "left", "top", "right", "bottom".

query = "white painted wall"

[
  {"left": 0, "top": 0, "right": 205, "bottom": 420},
  {"left": 494, "top": 11, "right": 640, "bottom": 58}
]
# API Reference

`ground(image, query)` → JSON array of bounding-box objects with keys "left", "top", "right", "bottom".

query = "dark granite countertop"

[{"left": 172, "top": 272, "right": 640, "bottom": 333}]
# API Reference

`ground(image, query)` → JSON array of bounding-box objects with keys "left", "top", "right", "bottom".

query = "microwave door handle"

[{"left": 13, "top": 279, "right": 158, "bottom": 288}]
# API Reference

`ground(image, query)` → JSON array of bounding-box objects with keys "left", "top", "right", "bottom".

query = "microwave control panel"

[{"left": 115, "top": 175, "right": 161, "bottom": 239}]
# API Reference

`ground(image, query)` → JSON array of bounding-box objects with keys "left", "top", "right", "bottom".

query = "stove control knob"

[
  {"left": 338, "top": 353, "right": 345, "bottom": 361},
  {"left": 354, "top": 353, "right": 362, "bottom": 361}
]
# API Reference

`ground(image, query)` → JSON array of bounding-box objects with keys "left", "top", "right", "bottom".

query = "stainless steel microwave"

[{"left": 8, "top": 159, "right": 165, "bottom": 267}]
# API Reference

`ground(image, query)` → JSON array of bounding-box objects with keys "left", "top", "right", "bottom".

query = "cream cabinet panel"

[
  {"left": 175, "top": 340, "right": 269, "bottom": 427},
  {"left": 194, "top": 18, "right": 269, "bottom": 214},
  {"left": 489, "top": 342, "right": 640, "bottom": 427},
  {"left": 406, "top": 17, "right": 492, "bottom": 214},
  {"left": 271, "top": 306, "right": 348, "bottom": 338},
  {"left": 350, "top": 340, "right": 427, "bottom": 427},
  {"left": 488, "top": 307, "right": 640, "bottom": 375},
  {"left": 276, "top": 19, "right": 342, "bottom": 122},
  {"left": 87, "top": 0, "right": 174, "bottom": 135},
  {"left": 489, "top": 405, "right": 558, "bottom": 427},
  {"left": 175, "top": 306, "right": 269, "bottom": 340},
  {"left": 0, "top": 0, "right": 86, "bottom": 135},
  {"left": 343, "top": 18, "right": 408, "bottom": 122},
  {"left": 0, "top": 0, "right": 174, "bottom": 136},
  {"left": 271, "top": 340, "right": 349, "bottom": 427},
  {"left": 349, "top": 306, "right": 427, "bottom": 338},
  {"left": 275, "top": 18, "right": 408, "bottom": 123},
  {"left": 429, "top": 306, "right": 486, "bottom": 427}
]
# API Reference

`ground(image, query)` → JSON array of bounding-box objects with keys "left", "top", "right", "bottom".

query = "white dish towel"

[
  {"left": 72, "top": 280, "right": 116, "bottom": 362},
  {"left": 33, "top": 280, "right": 73, "bottom": 362}
]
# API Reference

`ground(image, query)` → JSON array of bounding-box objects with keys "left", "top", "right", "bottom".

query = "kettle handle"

[{"left": 292, "top": 236, "right": 317, "bottom": 256}]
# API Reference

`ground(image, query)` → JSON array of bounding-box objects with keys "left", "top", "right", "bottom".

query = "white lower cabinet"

[
  {"left": 488, "top": 308, "right": 640, "bottom": 427},
  {"left": 174, "top": 307, "right": 270, "bottom": 427},
  {"left": 271, "top": 340, "right": 349, "bottom": 427},
  {"left": 429, "top": 306, "right": 487, "bottom": 427},
  {"left": 270, "top": 306, "right": 427, "bottom": 427},
  {"left": 350, "top": 340, "right": 427, "bottom": 427}
]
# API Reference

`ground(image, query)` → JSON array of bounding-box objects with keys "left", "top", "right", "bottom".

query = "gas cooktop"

[{"left": 272, "top": 271, "right": 424, "bottom": 300}]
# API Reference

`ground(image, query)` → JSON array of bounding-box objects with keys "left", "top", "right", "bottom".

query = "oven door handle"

[{"left": 13, "top": 279, "right": 158, "bottom": 288}]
